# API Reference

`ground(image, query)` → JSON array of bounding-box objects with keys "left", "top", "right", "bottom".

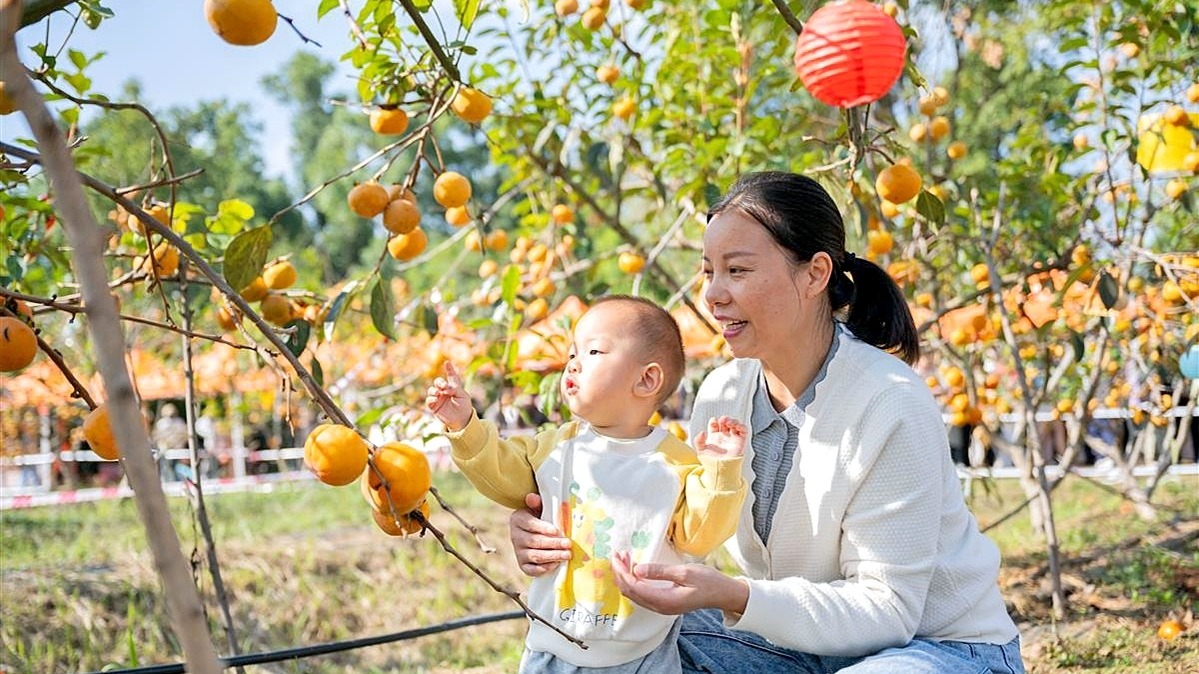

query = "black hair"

[
  {"left": 708, "top": 171, "right": 920, "bottom": 364},
  {"left": 590, "top": 295, "right": 686, "bottom": 403}
]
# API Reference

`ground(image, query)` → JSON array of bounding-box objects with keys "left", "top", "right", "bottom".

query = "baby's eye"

[{"left": 588, "top": 349, "right": 602, "bottom": 355}]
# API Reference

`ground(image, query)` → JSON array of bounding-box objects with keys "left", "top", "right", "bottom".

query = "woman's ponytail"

[{"left": 841, "top": 255, "right": 920, "bottom": 365}]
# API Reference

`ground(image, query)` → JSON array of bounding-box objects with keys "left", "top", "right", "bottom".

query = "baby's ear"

[{"left": 634, "top": 362, "right": 664, "bottom": 400}]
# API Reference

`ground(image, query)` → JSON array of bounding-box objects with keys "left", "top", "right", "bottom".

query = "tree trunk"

[{"left": 0, "top": 4, "right": 222, "bottom": 672}]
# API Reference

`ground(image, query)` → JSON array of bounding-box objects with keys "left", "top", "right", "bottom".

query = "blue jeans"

[{"left": 678, "top": 609, "right": 1024, "bottom": 674}]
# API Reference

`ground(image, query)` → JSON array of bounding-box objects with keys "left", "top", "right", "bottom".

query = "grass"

[{"left": 1, "top": 471, "right": 1197, "bottom": 673}]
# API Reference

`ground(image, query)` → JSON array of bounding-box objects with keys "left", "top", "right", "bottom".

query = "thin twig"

[
  {"left": 267, "top": 123, "right": 432, "bottom": 228},
  {"left": 276, "top": 11, "right": 321, "bottom": 47},
  {"left": 428, "top": 485, "right": 495, "bottom": 553},
  {"left": 338, "top": 0, "right": 368, "bottom": 49},
  {"left": 0, "top": 287, "right": 257, "bottom": 352},
  {"left": 176, "top": 264, "right": 248, "bottom": 674},
  {"left": 116, "top": 168, "right": 206, "bottom": 195},
  {"left": 411, "top": 510, "right": 586, "bottom": 648}
]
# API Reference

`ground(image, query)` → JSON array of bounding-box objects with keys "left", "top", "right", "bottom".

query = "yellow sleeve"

[
  {"left": 659, "top": 437, "right": 747, "bottom": 557},
  {"left": 444, "top": 413, "right": 558, "bottom": 510}
]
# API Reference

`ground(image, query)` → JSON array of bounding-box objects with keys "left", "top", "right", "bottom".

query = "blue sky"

[{"left": 2, "top": 2, "right": 361, "bottom": 178}]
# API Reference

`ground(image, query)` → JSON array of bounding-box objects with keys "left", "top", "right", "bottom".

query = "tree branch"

[
  {"left": 770, "top": 0, "right": 804, "bottom": 36},
  {"left": 396, "top": 0, "right": 461, "bottom": 83},
  {"left": 17, "top": 0, "right": 72, "bottom": 27}
]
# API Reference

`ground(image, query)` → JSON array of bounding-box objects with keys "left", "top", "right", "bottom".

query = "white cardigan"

[{"left": 690, "top": 328, "right": 1019, "bottom": 657}]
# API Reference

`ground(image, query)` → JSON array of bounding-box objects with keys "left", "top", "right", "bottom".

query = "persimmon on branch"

[
  {"left": 5, "top": 133, "right": 569, "bottom": 640},
  {"left": 28, "top": 60, "right": 190, "bottom": 321},
  {"left": 265, "top": 85, "right": 458, "bottom": 228},
  {"left": 0, "top": 141, "right": 354, "bottom": 427},
  {"left": 0, "top": 301, "right": 96, "bottom": 408}
]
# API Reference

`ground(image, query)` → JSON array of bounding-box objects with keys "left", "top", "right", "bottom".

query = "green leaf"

[
  {"left": 453, "top": 0, "right": 481, "bottom": 29},
  {"left": 317, "top": 0, "right": 340, "bottom": 18},
  {"left": 60, "top": 106, "right": 79, "bottom": 127},
  {"left": 501, "top": 262, "right": 521, "bottom": 305},
  {"left": 503, "top": 320, "right": 522, "bottom": 371},
  {"left": 356, "top": 407, "right": 384, "bottom": 427},
  {"left": 915, "top": 190, "right": 945, "bottom": 226},
  {"left": 81, "top": 7, "right": 105, "bottom": 29},
  {"left": 310, "top": 358, "right": 325, "bottom": 387},
  {"left": 1070, "top": 331, "right": 1086, "bottom": 361},
  {"left": 903, "top": 60, "right": 927, "bottom": 90},
  {"left": 370, "top": 279, "right": 395, "bottom": 339},
  {"left": 703, "top": 182, "right": 721, "bottom": 212},
  {"left": 1059, "top": 36, "right": 1089, "bottom": 52},
  {"left": 183, "top": 233, "right": 207, "bottom": 250},
  {"left": 421, "top": 304, "right": 439, "bottom": 337},
  {"left": 508, "top": 369, "right": 541, "bottom": 394},
  {"left": 208, "top": 199, "right": 254, "bottom": 235},
  {"left": 1097, "top": 270, "right": 1119, "bottom": 310},
  {"left": 584, "top": 142, "right": 611, "bottom": 185},
  {"left": 539, "top": 371, "right": 562, "bottom": 421},
  {"left": 64, "top": 72, "right": 91, "bottom": 95},
  {"left": 218, "top": 198, "right": 254, "bottom": 220},
  {"left": 68, "top": 49, "right": 88, "bottom": 70},
  {"left": 324, "top": 281, "right": 358, "bottom": 336},
  {"left": 185, "top": 215, "right": 209, "bottom": 235},
  {"left": 465, "top": 354, "right": 495, "bottom": 377},
  {"left": 222, "top": 226, "right": 271, "bottom": 292},
  {"left": 284, "top": 319, "right": 310, "bottom": 357},
  {"left": 125, "top": 592, "right": 139, "bottom": 666}
]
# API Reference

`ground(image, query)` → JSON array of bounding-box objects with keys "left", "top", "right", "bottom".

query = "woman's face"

[{"left": 701, "top": 210, "right": 817, "bottom": 362}]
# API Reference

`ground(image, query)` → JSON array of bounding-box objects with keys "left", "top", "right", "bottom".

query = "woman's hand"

[
  {"left": 611, "top": 551, "right": 750, "bottom": 616},
  {"left": 509, "top": 493, "right": 572, "bottom": 577}
]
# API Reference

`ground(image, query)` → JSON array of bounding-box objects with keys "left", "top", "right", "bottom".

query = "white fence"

[{"left": 1, "top": 406, "right": 1193, "bottom": 510}]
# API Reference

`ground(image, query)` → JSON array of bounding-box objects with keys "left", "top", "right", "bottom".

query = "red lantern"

[{"left": 793, "top": 0, "right": 907, "bottom": 108}]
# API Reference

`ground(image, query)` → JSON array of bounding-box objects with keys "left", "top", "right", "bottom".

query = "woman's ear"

[
  {"left": 634, "top": 363, "right": 665, "bottom": 400},
  {"left": 804, "top": 251, "right": 834, "bottom": 298}
]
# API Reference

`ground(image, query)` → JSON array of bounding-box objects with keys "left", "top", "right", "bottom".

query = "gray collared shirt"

[{"left": 748, "top": 328, "right": 841, "bottom": 544}]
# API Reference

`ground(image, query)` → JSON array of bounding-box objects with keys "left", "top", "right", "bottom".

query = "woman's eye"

[{"left": 729, "top": 267, "right": 746, "bottom": 275}]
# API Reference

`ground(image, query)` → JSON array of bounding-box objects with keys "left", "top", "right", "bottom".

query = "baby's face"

[{"left": 560, "top": 303, "right": 648, "bottom": 426}]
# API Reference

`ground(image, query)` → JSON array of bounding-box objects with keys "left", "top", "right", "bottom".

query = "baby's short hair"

[{"left": 591, "top": 295, "right": 685, "bottom": 404}]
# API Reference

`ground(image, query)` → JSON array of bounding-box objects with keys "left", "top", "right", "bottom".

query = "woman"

[{"left": 509, "top": 172, "right": 1024, "bottom": 673}]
